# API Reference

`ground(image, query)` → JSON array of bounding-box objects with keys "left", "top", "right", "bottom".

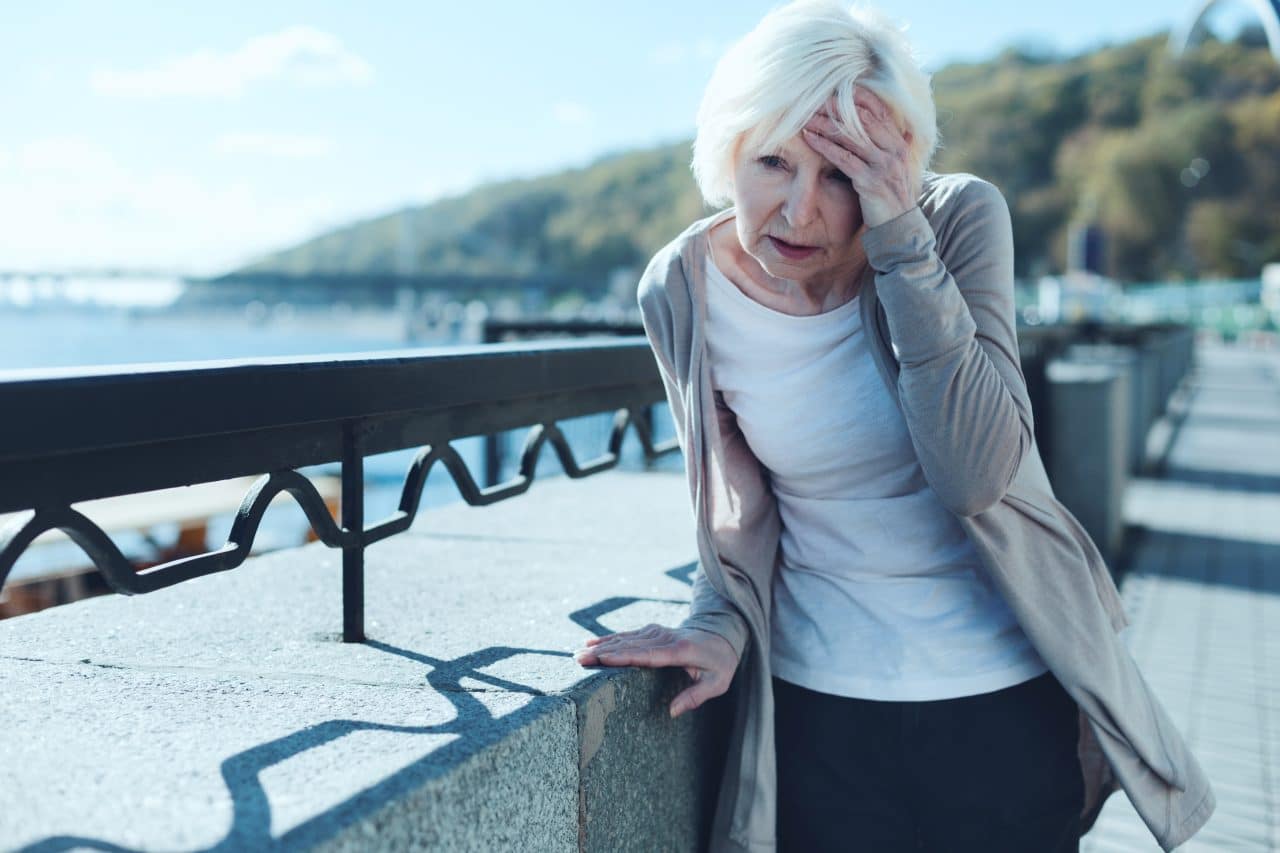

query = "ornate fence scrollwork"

[{"left": 0, "top": 339, "right": 680, "bottom": 640}]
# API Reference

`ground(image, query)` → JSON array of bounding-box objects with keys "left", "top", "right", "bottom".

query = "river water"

[{"left": 0, "top": 305, "right": 671, "bottom": 582}]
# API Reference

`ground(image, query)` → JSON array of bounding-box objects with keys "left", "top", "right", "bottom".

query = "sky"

[{"left": 0, "top": 0, "right": 1260, "bottom": 275}]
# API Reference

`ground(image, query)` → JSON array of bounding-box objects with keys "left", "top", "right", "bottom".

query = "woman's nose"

[{"left": 782, "top": 176, "right": 819, "bottom": 229}]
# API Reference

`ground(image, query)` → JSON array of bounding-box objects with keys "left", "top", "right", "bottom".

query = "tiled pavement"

[{"left": 1082, "top": 342, "right": 1280, "bottom": 852}]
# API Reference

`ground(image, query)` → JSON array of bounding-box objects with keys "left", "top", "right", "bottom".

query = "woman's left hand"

[
  {"left": 573, "top": 623, "right": 740, "bottom": 719},
  {"left": 802, "top": 87, "right": 920, "bottom": 228}
]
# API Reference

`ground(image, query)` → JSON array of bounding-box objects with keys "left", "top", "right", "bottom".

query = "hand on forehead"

[
  {"left": 810, "top": 85, "right": 912, "bottom": 146},
  {"left": 831, "top": 87, "right": 897, "bottom": 131},
  {"left": 797, "top": 82, "right": 920, "bottom": 228}
]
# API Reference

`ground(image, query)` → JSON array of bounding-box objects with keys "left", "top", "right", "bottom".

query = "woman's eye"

[
  {"left": 828, "top": 169, "right": 852, "bottom": 185},
  {"left": 758, "top": 155, "right": 786, "bottom": 169}
]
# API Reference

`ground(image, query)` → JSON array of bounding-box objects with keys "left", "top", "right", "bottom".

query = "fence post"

[
  {"left": 482, "top": 321, "right": 503, "bottom": 487},
  {"left": 341, "top": 421, "right": 365, "bottom": 642}
]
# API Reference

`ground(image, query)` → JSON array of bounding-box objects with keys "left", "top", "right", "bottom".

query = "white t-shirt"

[{"left": 703, "top": 252, "right": 1048, "bottom": 701}]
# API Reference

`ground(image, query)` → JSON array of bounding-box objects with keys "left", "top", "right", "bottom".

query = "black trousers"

[{"left": 773, "top": 671, "right": 1084, "bottom": 853}]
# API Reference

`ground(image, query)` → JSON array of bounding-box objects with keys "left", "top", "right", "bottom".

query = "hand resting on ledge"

[{"left": 574, "top": 624, "right": 739, "bottom": 719}]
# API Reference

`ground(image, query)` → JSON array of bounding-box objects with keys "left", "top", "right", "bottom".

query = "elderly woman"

[{"left": 574, "top": 2, "right": 1214, "bottom": 851}]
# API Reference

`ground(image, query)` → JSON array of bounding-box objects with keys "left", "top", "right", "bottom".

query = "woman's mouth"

[{"left": 768, "top": 236, "right": 819, "bottom": 260}]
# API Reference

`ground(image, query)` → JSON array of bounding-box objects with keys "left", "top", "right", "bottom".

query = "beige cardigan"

[{"left": 636, "top": 171, "right": 1215, "bottom": 852}]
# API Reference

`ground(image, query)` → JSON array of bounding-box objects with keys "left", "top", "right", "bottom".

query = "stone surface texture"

[{"left": 0, "top": 467, "right": 722, "bottom": 852}]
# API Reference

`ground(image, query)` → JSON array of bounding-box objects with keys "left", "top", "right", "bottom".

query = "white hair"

[{"left": 692, "top": 0, "right": 939, "bottom": 207}]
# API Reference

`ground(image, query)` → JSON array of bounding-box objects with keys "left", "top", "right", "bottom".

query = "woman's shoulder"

[
  {"left": 636, "top": 208, "right": 730, "bottom": 305},
  {"left": 918, "top": 171, "right": 1011, "bottom": 228},
  {"left": 914, "top": 172, "right": 1015, "bottom": 268}
]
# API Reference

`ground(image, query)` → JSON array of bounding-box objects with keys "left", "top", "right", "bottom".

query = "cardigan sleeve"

[
  {"left": 860, "top": 178, "right": 1035, "bottom": 517},
  {"left": 685, "top": 554, "right": 751, "bottom": 661},
  {"left": 637, "top": 259, "right": 751, "bottom": 662}
]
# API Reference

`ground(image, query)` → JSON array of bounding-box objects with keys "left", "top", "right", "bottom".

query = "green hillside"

[{"left": 233, "top": 30, "right": 1280, "bottom": 289}]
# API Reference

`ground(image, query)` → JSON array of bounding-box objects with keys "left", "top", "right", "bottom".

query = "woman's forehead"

[{"left": 741, "top": 130, "right": 841, "bottom": 166}]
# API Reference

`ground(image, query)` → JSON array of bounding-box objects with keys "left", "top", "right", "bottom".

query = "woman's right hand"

[{"left": 573, "top": 623, "right": 740, "bottom": 719}]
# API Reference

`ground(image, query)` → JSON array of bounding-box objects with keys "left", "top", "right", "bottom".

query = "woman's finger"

[
  {"left": 579, "top": 633, "right": 637, "bottom": 654},
  {"left": 670, "top": 670, "right": 726, "bottom": 718},
  {"left": 855, "top": 105, "right": 896, "bottom": 151},
  {"left": 585, "top": 622, "right": 664, "bottom": 646},
  {"left": 805, "top": 111, "right": 888, "bottom": 165},
  {"left": 805, "top": 111, "right": 860, "bottom": 144},
  {"left": 819, "top": 95, "right": 895, "bottom": 155},
  {"left": 580, "top": 631, "right": 711, "bottom": 669},
  {"left": 802, "top": 128, "right": 871, "bottom": 180},
  {"left": 853, "top": 85, "right": 889, "bottom": 120},
  {"left": 855, "top": 105, "right": 902, "bottom": 154},
  {"left": 854, "top": 88, "right": 912, "bottom": 150},
  {"left": 576, "top": 633, "right": 629, "bottom": 662},
  {"left": 591, "top": 640, "right": 683, "bottom": 669},
  {"left": 820, "top": 91, "right": 878, "bottom": 136}
]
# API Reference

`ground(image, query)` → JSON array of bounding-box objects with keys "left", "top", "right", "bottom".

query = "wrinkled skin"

[{"left": 574, "top": 624, "right": 738, "bottom": 718}]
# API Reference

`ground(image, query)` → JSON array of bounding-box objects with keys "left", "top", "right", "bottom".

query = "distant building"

[{"left": 1067, "top": 223, "right": 1107, "bottom": 277}]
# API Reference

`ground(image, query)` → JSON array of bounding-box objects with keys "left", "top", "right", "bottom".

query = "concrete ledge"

[{"left": 0, "top": 469, "right": 727, "bottom": 852}]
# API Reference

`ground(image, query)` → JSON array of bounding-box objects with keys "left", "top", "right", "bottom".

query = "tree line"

[{"left": 235, "top": 30, "right": 1279, "bottom": 290}]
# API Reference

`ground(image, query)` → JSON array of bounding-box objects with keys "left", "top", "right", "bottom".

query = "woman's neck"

[{"left": 708, "top": 217, "right": 868, "bottom": 317}]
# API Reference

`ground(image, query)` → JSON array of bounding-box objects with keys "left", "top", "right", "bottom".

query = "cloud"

[
  {"left": 90, "top": 26, "right": 373, "bottom": 98},
  {"left": 552, "top": 100, "right": 592, "bottom": 125},
  {"left": 649, "top": 38, "right": 723, "bottom": 66},
  {"left": 14, "top": 136, "right": 121, "bottom": 179},
  {"left": 0, "top": 135, "right": 340, "bottom": 273},
  {"left": 214, "top": 132, "right": 336, "bottom": 159}
]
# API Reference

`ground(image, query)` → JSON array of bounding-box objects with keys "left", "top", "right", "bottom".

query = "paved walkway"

[{"left": 1083, "top": 341, "right": 1280, "bottom": 852}]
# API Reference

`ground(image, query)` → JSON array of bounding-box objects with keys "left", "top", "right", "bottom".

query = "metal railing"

[
  {"left": 0, "top": 339, "right": 680, "bottom": 641},
  {"left": 481, "top": 319, "right": 651, "bottom": 486},
  {"left": 0, "top": 317, "right": 1194, "bottom": 640}
]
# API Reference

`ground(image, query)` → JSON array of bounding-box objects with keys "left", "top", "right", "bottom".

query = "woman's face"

[{"left": 730, "top": 131, "right": 866, "bottom": 289}]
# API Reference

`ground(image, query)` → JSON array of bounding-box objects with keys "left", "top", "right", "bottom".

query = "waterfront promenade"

[
  {"left": 0, "top": 337, "right": 1276, "bottom": 850},
  {"left": 1083, "top": 340, "right": 1280, "bottom": 851}
]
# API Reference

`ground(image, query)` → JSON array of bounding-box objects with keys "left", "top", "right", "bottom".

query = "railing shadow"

[
  {"left": 13, "top": 574, "right": 697, "bottom": 852},
  {"left": 1124, "top": 526, "right": 1280, "bottom": 597},
  {"left": 1160, "top": 465, "right": 1280, "bottom": 494}
]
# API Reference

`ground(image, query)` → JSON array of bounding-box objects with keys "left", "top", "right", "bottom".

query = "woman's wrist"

[{"left": 861, "top": 204, "right": 934, "bottom": 273}]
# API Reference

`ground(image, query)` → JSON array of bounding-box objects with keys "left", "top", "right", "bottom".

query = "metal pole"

[
  {"left": 481, "top": 321, "right": 502, "bottom": 487},
  {"left": 642, "top": 404, "right": 656, "bottom": 470},
  {"left": 341, "top": 421, "right": 365, "bottom": 642},
  {"left": 485, "top": 432, "right": 504, "bottom": 487}
]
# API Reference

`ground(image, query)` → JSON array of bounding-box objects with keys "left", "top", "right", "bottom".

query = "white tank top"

[{"left": 703, "top": 252, "right": 1047, "bottom": 700}]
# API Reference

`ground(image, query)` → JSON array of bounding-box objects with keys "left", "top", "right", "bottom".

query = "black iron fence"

[
  {"left": 0, "top": 340, "right": 680, "bottom": 641},
  {"left": 481, "top": 319, "right": 655, "bottom": 486},
  {"left": 0, "top": 318, "right": 1195, "bottom": 638}
]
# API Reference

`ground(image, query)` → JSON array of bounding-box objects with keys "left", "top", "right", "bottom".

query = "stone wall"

[{"left": 0, "top": 470, "right": 730, "bottom": 852}]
